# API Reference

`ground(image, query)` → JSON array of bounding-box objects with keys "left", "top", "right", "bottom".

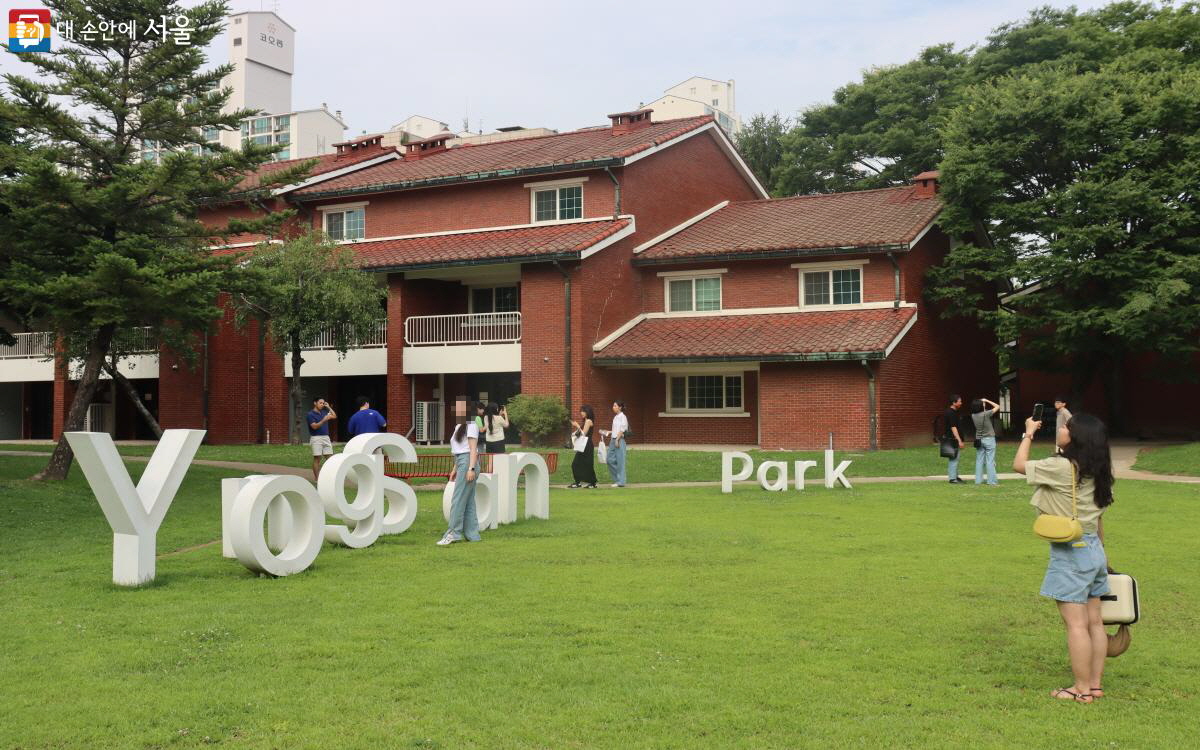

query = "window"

[
  {"left": 275, "top": 132, "right": 290, "bottom": 144},
  {"left": 667, "top": 374, "right": 743, "bottom": 412},
  {"left": 712, "top": 99, "right": 719, "bottom": 106},
  {"left": 202, "top": 126, "right": 219, "bottom": 142},
  {"left": 532, "top": 185, "right": 583, "bottom": 222},
  {"left": 801, "top": 266, "right": 862, "bottom": 306},
  {"left": 233, "top": 37, "right": 242, "bottom": 46},
  {"left": 689, "top": 87, "right": 696, "bottom": 94},
  {"left": 324, "top": 208, "right": 365, "bottom": 241},
  {"left": 274, "top": 115, "right": 290, "bottom": 131},
  {"left": 667, "top": 276, "right": 721, "bottom": 312},
  {"left": 275, "top": 147, "right": 290, "bottom": 161},
  {"left": 251, "top": 117, "right": 271, "bottom": 134},
  {"left": 470, "top": 285, "right": 519, "bottom": 314},
  {"left": 240, "top": 121, "right": 249, "bottom": 137}
]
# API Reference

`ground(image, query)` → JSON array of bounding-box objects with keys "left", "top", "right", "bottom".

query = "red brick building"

[{"left": 7, "top": 112, "right": 997, "bottom": 449}]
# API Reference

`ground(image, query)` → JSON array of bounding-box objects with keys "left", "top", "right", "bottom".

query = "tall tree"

[
  {"left": 929, "top": 56, "right": 1200, "bottom": 428},
  {"left": 733, "top": 112, "right": 791, "bottom": 190},
  {"left": 774, "top": 2, "right": 1200, "bottom": 196},
  {"left": 234, "top": 233, "right": 386, "bottom": 444},
  {"left": 0, "top": 0, "right": 307, "bottom": 479}
]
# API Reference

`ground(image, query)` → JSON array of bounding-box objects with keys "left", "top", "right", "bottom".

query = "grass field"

[
  {"left": 0, "top": 440, "right": 1022, "bottom": 484},
  {"left": 1132, "top": 442, "right": 1200, "bottom": 477},
  {"left": 1, "top": 454, "right": 1197, "bottom": 748}
]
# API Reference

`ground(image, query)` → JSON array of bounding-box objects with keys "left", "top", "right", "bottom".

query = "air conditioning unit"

[{"left": 414, "top": 401, "right": 443, "bottom": 443}]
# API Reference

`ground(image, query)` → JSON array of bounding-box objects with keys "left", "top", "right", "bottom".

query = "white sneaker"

[
  {"left": 610, "top": 483, "right": 623, "bottom": 488},
  {"left": 436, "top": 533, "right": 460, "bottom": 546}
]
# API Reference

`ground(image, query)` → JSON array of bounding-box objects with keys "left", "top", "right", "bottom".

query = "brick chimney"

[
  {"left": 913, "top": 170, "right": 940, "bottom": 197},
  {"left": 333, "top": 134, "right": 385, "bottom": 160},
  {"left": 404, "top": 132, "right": 452, "bottom": 161},
  {"left": 608, "top": 108, "right": 653, "bottom": 135}
]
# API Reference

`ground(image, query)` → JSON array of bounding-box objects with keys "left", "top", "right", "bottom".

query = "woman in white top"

[
  {"left": 601, "top": 400, "right": 629, "bottom": 488},
  {"left": 438, "top": 397, "right": 481, "bottom": 546},
  {"left": 483, "top": 402, "right": 509, "bottom": 453}
]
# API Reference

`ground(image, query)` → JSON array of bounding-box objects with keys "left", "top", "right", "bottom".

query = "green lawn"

[
  {"left": 0, "top": 440, "right": 1018, "bottom": 484},
  {"left": 1132, "top": 442, "right": 1200, "bottom": 477},
  {"left": 1, "top": 455, "right": 1196, "bottom": 748}
]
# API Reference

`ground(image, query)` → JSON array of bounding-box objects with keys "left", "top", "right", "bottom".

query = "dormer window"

[
  {"left": 526, "top": 177, "right": 587, "bottom": 223},
  {"left": 320, "top": 202, "right": 367, "bottom": 241}
]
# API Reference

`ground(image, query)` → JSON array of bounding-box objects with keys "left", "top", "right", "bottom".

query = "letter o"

[{"left": 230, "top": 475, "right": 324, "bottom": 576}]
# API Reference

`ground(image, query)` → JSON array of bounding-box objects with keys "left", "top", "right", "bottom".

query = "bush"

[{"left": 505, "top": 394, "right": 569, "bottom": 447}]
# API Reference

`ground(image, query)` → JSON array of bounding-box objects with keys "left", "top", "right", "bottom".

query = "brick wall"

[
  {"left": 633, "top": 369, "right": 759, "bottom": 445},
  {"left": 759, "top": 362, "right": 871, "bottom": 450}
]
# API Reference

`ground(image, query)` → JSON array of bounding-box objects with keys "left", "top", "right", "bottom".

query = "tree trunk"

[
  {"left": 105, "top": 357, "right": 163, "bottom": 439},
  {"left": 290, "top": 336, "right": 305, "bottom": 445},
  {"left": 33, "top": 326, "right": 115, "bottom": 481}
]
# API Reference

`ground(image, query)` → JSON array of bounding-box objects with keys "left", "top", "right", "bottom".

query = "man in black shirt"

[{"left": 943, "top": 394, "right": 964, "bottom": 483}]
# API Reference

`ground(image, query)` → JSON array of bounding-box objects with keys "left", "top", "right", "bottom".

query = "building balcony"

[
  {"left": 402, "top": 313, "right": 522, "bottom": 374},
  {"left": 0, "top": 328, "right": 158, "bottom": 382},
  {"left": 289, "top": 320, "right": 388, "bottom": 377}
]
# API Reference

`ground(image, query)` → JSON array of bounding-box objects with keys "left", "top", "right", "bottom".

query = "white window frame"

[
  {"left": 662, "top": 372, "right": 747, "bottom": 416},
  {"left": 793, "top": 260, "right": 867, "bottom": 309},
  {"left": 528, "top": 179, "right": 586, "bottom": 223},
  {"left": 319, "top": 202, "right": 368, "bottom": 242},
  {"left": 658, "top": 269, "right": 727, "bottom": 314}
]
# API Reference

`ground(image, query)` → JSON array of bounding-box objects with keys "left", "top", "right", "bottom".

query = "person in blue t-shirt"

[
  {"left": 347, "top": 396, "right": 387, "bottom": 438},
  {"left": 307, "top": 397, "right": 336, "bottom": 480}
]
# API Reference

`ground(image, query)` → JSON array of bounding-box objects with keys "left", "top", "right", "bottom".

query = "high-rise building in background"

[
  {"left": 138, "top": 10, "right": 345, "bottom": 163},
  {"left": 643, "top": 76, "right": 739, "bottom": 135}
]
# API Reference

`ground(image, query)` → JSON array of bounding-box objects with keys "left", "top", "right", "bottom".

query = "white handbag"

[
  {"left": 1101, "top": 573, "right": 1140, "bottom": 625},
  {"left": 572, "top": 433, "right": 588, "bottom": 453},
  {"left": 595, "top": 437, "right": 607, "bottom": 463}
]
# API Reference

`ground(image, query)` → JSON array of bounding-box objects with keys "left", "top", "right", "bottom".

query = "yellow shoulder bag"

[{"left": 1032, "top": 464, "right": 1084, "bottom": 543}]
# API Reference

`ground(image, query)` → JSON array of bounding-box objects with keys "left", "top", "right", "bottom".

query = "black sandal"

[{"left": 1050, "top": 688, "right": 1093, "bottom": 703}]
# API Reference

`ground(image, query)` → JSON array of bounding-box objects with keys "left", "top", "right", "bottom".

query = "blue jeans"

[
  {"left": 446, "top": 452, "right": 481, "bottom": 541},
  {"left": 975, "top": 436, "right": 997, "bottom": 484},
  {"left": 947, "top": 448, "right": 959, "bottom": 480},
  {"left": 606, "top": 438, "right": 627, "bottom": 486}
]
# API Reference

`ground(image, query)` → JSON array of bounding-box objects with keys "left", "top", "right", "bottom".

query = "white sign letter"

[
  {"left": 824, "top": 449, "right": 853, "bottom": 489},
  {"left": 721, "top": 451, "right": 753, "bottom": 493},
  {"left": 757, "top": 460, "right": 788, "bottom": 492},
  {"left": 66, "top": 429, "right": 205, "bottom": 586},
  {"left": 343, "top": 433, "right": 419, "bottom": 535},
  {"left": 230, "top": 474, "right": 324, "bottom": 576},
  {"left": 793, "top": 460, "right": 818, "bottom": 491}
]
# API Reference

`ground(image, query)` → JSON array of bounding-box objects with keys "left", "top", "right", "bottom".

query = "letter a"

[{"left": 66, "top": 429, "right": 205, "bottom": 586}]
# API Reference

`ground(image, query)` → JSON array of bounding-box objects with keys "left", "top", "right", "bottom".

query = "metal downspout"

[
  {"left": 604, "top": 167, "right": 621, "bottom": 218},
  {"left": 886, "top": 252, "right": 901, "bottom": 308},
  {"left": 862, "top": 359, "right": 877, "bottom": 451}
]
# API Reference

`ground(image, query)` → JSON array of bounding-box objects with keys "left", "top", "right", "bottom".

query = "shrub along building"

[{"left": 7, "top": 112, "right": 996, "bottom": 449}]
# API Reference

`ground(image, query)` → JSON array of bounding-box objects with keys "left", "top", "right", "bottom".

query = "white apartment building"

[
  {"left": 139, "top": 10, "right": 345, "bottom": 163},
  {"left": 644, "top": 76, "right": 739, "bottom": 135}
]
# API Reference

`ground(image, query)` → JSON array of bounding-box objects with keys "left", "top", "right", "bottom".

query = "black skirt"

[{"left": 571, "top": 429, "right": 596, "bottom": 485}]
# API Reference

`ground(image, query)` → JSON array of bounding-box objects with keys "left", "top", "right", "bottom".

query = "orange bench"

[{"left": 385, "top": 452, "right": 559, "bottom": 479}]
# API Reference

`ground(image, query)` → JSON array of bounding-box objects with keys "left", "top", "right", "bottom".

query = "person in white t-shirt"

[
  {"left": 600, "top": 400, "right": 629, "bottom": 487},
  {"left": 438, "top": 397, "right": 482, "bottom": 546}
]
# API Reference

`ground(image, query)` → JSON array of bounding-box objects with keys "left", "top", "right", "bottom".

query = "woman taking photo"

[
  {"left": 438, "top": 398, "right": 482, "bottom": 546},
  {"left": 971, "top": 397, "right": 1001, "bottom": 485},
  {"left": 483, "top": 402, "right": 509, "bottom": 454},
  {"left": 1014, "top": 412, "right": 1115, "bottom": 703},
  {"left": 568, "top": 404, "right": 597, "bottom": 489}
]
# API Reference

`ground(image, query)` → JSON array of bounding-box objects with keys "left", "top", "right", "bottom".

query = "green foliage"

[
  {"left": 732, "top": 112, "right": 790, "bottom": 188},
  {"left": 233, "top": 232, "right": 386, "bottom": 441},
  {"left": 504, "top": 393, "right": 569, "bottom": 446},
  {"left": 772, "top": 2, "right": 1200, "bottom": 196},
  {"left": 2, "top": 452, "right": 1199, "bottom": 747}
]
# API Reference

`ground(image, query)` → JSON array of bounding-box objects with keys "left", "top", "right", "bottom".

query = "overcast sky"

[{"left": 5, "top": 0, "right": 1110, "bottom": 135}]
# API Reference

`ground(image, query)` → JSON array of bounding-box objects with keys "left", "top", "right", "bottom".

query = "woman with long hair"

[
  {"left": 601, "top": 400, "right": 629, "bottom": 488},
  {"left": 568, "top": 404, "right": 597, "bottom": 489},
  {"left": 438, "top": 397, "right": 481, "bottom": 546},
  {"left": 1014, "top": 412, "right": 1116, "bottom": 703},
  {"left": 971, "top": 397, "right": 1001, "bottom": 485},
  {"left": 483, "top": 402, "right": 509, "bottom": 454}
]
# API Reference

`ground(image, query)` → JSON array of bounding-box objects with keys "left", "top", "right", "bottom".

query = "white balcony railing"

[
  {"left": 404, "top": 312, "right": 521, "bottom": 346},
  {"left": 304, "top": 320, "right": 388, "bottom": 350},
  {"left": 0, "top": 331, "right": 55, "bottom": 360},
  {"left": 117, "top": 326, "right": 157, "bottom": 354}
]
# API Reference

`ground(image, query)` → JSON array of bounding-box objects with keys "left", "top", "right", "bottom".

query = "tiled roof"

[
  {"left": 344, "top": 218, "right": 632, "bottom": 270},
  {"left": 291, "top": 116, "right": 715, "bottom": 198},
  {"left": 593, "top": 307, "right": 916, "bottom": 363},
  {"left": 235, "top": 146, "right": 398, "bottom": 191},
  {"left": 635, "top": 187, "right": 940, "bottom": 264}
]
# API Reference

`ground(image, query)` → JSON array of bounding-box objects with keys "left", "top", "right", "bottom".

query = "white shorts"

[{"left": 309, "top": 435, "right": 333, "bottom": 456}]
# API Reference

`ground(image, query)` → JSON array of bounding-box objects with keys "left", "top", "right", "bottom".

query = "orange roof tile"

[
  {"left": 593, "top": 307, "right": 916, "bottom": 364},
  {"left": 235, "top": 146, "right": 399, "bottom": 192},
  {"left": 343, "top": 218, "right": 632, "bottom": 270},
  {"left": 635, "top": 187, "right": 940, "bottom": 264},
  {"left": 291, "top": 116, "right": 715, "bottom": 199}
]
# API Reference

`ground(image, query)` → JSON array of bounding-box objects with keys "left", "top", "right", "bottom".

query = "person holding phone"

[
  {"left": 971, "top": 397, "right": 1001, "bottom": 485},
  {"left": 307, "top": 397, "right": 336, "bottom": 481},
  {"left": 483, "top": 402, "right": 508, "bottom": 453},
  {"left": 568, "top": 404, "right": 597, "bottom": 489},
  {"left": 439, "top": 397, "right": 482, "bottom": 546},
  {"left": 1014, "top": 411, "right": 1115, "bottom": 703}
]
